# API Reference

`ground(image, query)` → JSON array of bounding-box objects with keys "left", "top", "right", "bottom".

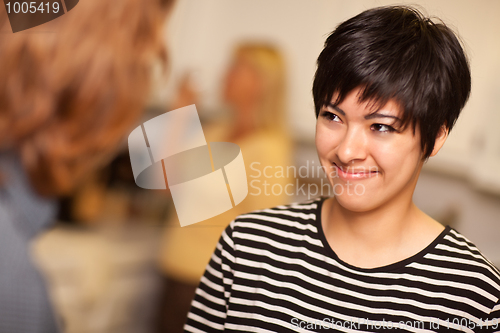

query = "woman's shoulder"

[
  {"left": 434, "top": 227, "right": 500, "bottom": 295},
  {"left": 235, "top": 197, "right": 322, "bottom": 220},
  {"left": 225, "top": 198, "right": 325, "bottom": 240},
  {"left": 440, "top": 228, "right": 500, "bottom": 270}
]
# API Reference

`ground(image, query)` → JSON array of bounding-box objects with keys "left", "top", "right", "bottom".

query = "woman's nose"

[{"left": 336, "top": 127, "right": 368, "bottom": 164}]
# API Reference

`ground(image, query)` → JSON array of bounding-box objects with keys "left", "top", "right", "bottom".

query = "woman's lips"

[{"left": 332, "top": 163, "right": 379, "bottom": 180}]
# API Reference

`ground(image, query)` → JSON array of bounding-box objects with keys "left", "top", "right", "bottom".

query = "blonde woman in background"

[
  {"left": 158, "top": 43, "right": 293, "bottom": 332},
  {"left": 0, "top": 0, "right": 172, "bottom": 331}
]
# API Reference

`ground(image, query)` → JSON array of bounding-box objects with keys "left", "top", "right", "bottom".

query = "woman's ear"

[{"left": 430, "top": 125, "right": 449, "bottom": 157}]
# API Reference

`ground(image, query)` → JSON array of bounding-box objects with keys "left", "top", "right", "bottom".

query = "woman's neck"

[{"left": 322, "top": 195, "right": 444, "bottom": 269}]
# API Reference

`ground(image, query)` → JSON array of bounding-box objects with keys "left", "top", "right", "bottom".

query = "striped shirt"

[{"left": 185, "top": 198, "right": 500, "bottom": 332}]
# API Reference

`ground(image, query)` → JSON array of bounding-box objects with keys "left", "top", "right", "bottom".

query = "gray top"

[{"left": 0, "top": 153, "right": 59, "bottom": 333}]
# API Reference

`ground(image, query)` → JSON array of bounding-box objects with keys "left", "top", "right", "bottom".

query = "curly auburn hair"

[{"left": 0, "top": 0, "right": 173, "bottom": 196}]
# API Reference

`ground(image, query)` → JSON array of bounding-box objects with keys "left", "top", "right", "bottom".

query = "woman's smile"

[{"left": 332, "top": 162, "right": 380, "bottom": 180}]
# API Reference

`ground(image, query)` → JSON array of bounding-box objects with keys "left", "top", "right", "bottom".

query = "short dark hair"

[{"left": 312, "top": 6, "right": 471, "bottom": 158}]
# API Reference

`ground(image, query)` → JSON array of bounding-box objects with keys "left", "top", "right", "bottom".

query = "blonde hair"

[
  {"left": 233, "top": 43, "right": 286, "bottom": 131},
  {"left": 0, "top": 0, "right": 172, "bottom": 196}
]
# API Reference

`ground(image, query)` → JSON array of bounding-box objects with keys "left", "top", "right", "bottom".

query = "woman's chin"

[{"left": 333, "top": 193, "right": 380, "bottom": 213}]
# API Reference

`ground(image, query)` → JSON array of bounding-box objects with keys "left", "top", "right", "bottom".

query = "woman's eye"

[
  {"left": 371, "top": 124, "right": 395, "bottom": 133},
  {"left": 321, "top": 111, "right": 341, "bottom": 123}
]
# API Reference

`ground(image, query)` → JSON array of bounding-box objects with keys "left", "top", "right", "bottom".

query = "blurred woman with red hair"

[{"left": 0, "top": 0, "right": 172, "bottom": 331}]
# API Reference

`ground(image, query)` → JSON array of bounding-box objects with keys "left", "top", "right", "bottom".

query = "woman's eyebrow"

[
  {"left": 327, "top": 103, "right": 345, "bottom": 116},
  {"left": 327, "top": 104, "right": 401, "bottom": 122},
  {"left": 365, "top": 111, "right": 402, "bottom": 122}
]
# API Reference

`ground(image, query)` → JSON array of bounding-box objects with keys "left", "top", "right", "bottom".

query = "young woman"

[{"left": 184, "top": 6, "right": 500, "bottom": 332}]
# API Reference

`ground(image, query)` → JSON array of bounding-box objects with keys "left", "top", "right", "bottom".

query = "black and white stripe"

[{"left": 185, "top": 198, "right": 500, "bottom": 332}]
